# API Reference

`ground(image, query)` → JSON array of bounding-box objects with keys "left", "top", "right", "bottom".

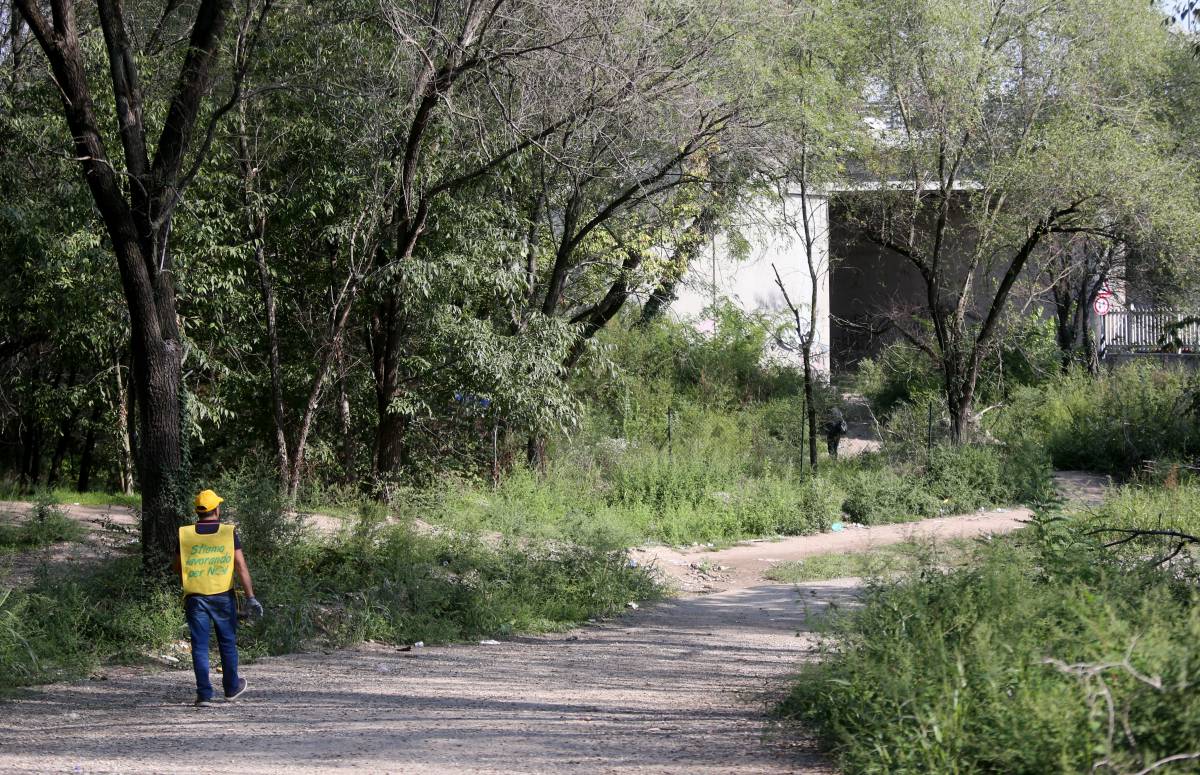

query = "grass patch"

[
  {"left": 54, "top": 490, "right": 142, "bottom": 509},
  {"left": 434, "top": 451, "right": 846, "bottom": 548},
  {"left": 0, "top": 498, "right": 87, "bottom": 552},
  {"left": 1075, "top": 480, "right": 1200, "bottom": 536},
  {"left": 764, "top": 538, "right": 976, "bottom": 583},
  {"left": 0, "top": 505, "right": 660, "bottom": 692},
  {"left": 429, "top": 443, "right": 1040, "bottom": 549},
  {"left": 781, "top": 507, "right": 1200, "bottom": 774},
  {"left": 0, "top": 484, "right": 140, "bottom": 510}
]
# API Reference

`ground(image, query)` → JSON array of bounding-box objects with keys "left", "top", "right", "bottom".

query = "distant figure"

[
  {"left": 173, "top": 489, "right": 262, "bottom": 706},
  {"left": 825, "top": 409, "right": 848, "bottom": 459}
]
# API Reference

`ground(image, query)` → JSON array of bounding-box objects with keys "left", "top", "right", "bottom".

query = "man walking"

[
  {"left": 176, "top": 489, "right": 263, "bottom": 707},
  {"left": 824, "top": 408, "right": 848, "bottom": 459}
]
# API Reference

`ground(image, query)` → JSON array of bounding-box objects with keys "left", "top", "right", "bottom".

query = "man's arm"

[{"left": 233, "top": 549, "right": 255, "bottom": 598}]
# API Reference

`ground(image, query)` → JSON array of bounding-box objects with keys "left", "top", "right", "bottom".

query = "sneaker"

[
  {"left": 225, "top": 678, "right": 248, "bottom": 701},
  {"left": 194, "top": 696, "right": 214, "bottom": 707}
]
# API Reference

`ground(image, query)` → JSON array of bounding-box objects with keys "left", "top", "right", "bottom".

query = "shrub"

[
  {"left": 996, "top": 364, "right": 1199, "bottom": 475},
  {"left": 0, "top": 523, "right": 660, "bottom": 691},
  {"left": 925, "top": 444, "right": 1012, "bottom": 512},
  {"left": 1076, "top": 481, "right": 1200, "bottom": 539},
  {"left": 0, "top": 496, "right": 86, "bottom": 551},
  {"left": 840, "top": 467, "right": 940, "bottom": 524},
  {"left": 213, "top": 473, "right": 310, "bottom": 559},
  {"left": 832, "top": 444, "right": 1046, "bottom": 526},
  {"left": 1000, "top": 438, "right": 1057, "bottom": 505},
  {"left": 783, "top": 530, "right": 1200, "bottom": 774},
  {"left": 857, "top": 313, "right": 1058, "bottom": 423},
  {"left": 0, "top": 556, "right": 185, "bottom": 688},
  {"left": 856, "top": 340, "right": 943, "bottom": 420}
]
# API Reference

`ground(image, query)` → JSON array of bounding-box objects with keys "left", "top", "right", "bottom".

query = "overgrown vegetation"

[
  {"left": 0, "top": 309, "right": 1051, "bottom": 690},
  {"left": 784, "top": 483, "right": 1200, "bottom": 774},
  {"left": 859, "top": 327, "right": 1200, "bottom": 481},
  {"left": 422, "top": 311, "right": 1050, "bottom": 547},
  {"left": 764, "top": 538, "right": 976, "bottom": 583},
  {"left": 0, "top": 497, "right": 85, "bottom": 552},
  {"left": 0, "top": 497, "right": 658, "bottom": 691},
  {"left": 856, "top": 314, "right": 1061, "bottom": 423},
  {"left": 783, "top": 347, "right": 1200, "bottom": 773},
  {"left": 996, "top": 365, "right": 1200, "bottom": 476}
]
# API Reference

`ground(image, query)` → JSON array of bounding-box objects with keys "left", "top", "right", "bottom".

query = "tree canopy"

[{"left": 2, "top": 0, "right": 1198, "bottom": 567}]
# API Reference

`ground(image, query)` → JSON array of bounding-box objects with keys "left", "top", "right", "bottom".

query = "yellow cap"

[{"left": 194, "top": 489, "right": 224, "bottom": 513}]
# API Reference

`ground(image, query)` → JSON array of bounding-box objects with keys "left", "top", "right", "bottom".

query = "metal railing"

[{"left": 1100, "top": 308, "right": 1200, "bottom": 356}]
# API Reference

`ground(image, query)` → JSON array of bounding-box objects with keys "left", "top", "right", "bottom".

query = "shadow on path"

[{"left": 0, "top": 583, "right": 856, "bottom": 774}]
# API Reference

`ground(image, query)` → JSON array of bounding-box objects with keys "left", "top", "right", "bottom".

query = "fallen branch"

[{"left": 1086, "top": 527, "right": 1199, "bottom": 567}]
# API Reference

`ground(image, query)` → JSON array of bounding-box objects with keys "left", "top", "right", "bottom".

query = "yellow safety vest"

[{"left": 179, "top": 524, "right": 236, "bottom": 596}]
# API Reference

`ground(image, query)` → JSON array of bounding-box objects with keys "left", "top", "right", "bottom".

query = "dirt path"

[
  {"left": 634, "top": 506, "right": 1033, "bottom": 592},
  {"left": 638, "top": 472, "right": 1109, "bottom": 593},
  {"left": 0, "top": 472, "right": 1108, "bottom": 773},
  {"left": 0, "top": 501, "right": 138, "bottom": 588},
  {"left": 0, "top": 581, "right": 851, "bottom": 774}
]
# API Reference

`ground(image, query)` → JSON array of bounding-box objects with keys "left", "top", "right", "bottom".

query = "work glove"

[{"left": 245, "top": 596, "right": 264, "bottom": 620}]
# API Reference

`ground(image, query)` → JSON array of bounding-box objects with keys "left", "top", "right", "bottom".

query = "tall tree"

[
  {"left": 13, "top": 0, "right": 271, "bottom": 568},
  {"left": 847, "top": 0, "right": 1198, "bottom": 442},
  {"left": 768, "top": 0, "right": 866, "bottom": 470},
  {"left": 365, "top": 0, "right": 597, "bottom": 477}
]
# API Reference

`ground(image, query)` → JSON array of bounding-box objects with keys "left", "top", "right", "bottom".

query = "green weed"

[
  {"left": 0, "top": 511, "right": 660, "bottom": 691},
  {"left": 784, "top": 504, "right": 1200, "bottom": 774},
  {"left": 0, "top": 497, "right": 86, "bottom": 551},
  {"left": 996, "top": 364, "right": 1199, "bottom": 475},
  {"left": 765, "top": 539, "right": 976, "bottom": 583}
]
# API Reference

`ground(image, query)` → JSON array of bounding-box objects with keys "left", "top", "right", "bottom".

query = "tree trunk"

[
  {"left": 526, "top": 434, "right": 546, "bottom": 472},
  {"left": 335, "top": 345, "right": 355, "bottom": 484},
  {"left": 1078, "top": 269, "right": 1106, "bottom": 376},
  {"left": 18, "top": 416, "right": 41, "bottom": 491},
  {"left": 637, "top": 200, "right": 720, "bottom": 327},
  {"left": 947, "top": 393, "right": 965, "bottom": 447},
  {"left": 1053, "top": 289, "right": 1076, "bottom": 374},
  {"left": 133, "top": 336, "right": 185, "bottom": 571},
  {"left": 252, "top": 226, "right": 290, "bottom": 493},
  {"left": 945, "top": 360, "right": 979, "bottom": 447},
  {"left": 371, "top": 290, "right": 408, "bottom": 478},
  {"left": 47, "top": 421, "right": 74, "bottom": 488},
  {"left": 374, "top": 409, "right": 408, "bottom": 480},
  {"left": 114, "top": 358, "right": 135, "bottom": 495},
  {"left": 74, "top": 403, "right": 102, "bottom": 492},
  {"left": 637, "top": 277, "right": 681, "bottom": 326},
  {"left": 239, "top": 109, "right": 290, "bottom": 495},
  {"left": 284, "top": 368, "right": 332, "bottom": 501},
  {"left": 802, "top": 351, "right": 818, "bottom": 469}
]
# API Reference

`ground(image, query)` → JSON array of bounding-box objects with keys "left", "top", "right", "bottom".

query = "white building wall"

[{"left": 672, "top": 191, "right": 831, "bottom": 372}]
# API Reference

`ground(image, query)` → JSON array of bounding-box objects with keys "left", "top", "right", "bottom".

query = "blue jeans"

[{"left": 185, "top": 591, "right": 240, "bottom": 700}]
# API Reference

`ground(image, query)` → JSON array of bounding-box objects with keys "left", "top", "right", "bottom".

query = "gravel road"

[{"left": 0, "top": 581, "right": 851, "bottom": 774}]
